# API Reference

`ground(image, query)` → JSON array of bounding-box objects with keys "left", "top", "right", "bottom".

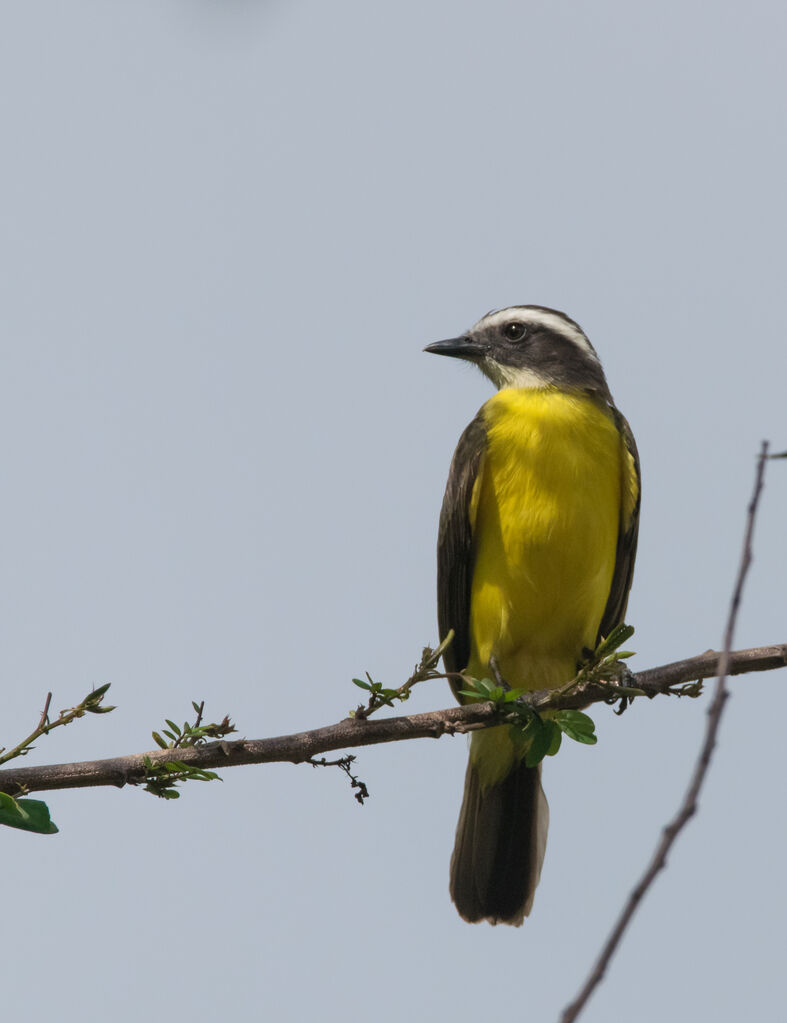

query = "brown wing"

[
  {"left": 597, "top": 407, "right": 641, "bottom": 642},
  {"left": 436, "top": 412, "right": 486, "bottom": 699}
]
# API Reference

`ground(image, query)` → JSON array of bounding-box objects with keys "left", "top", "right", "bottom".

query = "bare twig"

[
  {"left": 307, "top": 754, "right": 369, "bottom": 804},
  {"left": 634, "top": 644, "right": 786, "bottom": 691},
  {"left": 560, "top": 442, "right": 771, "bottom": 1023},
  {"left": 0, "top": 638, "right": 783, "bottom": 798}
]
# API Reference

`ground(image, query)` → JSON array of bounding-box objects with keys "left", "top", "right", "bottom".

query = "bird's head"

[{"left": 425, "top": 305, "right": 611, "bottom": 398}]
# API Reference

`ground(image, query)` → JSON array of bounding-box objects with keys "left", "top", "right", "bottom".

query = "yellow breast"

[{"left": 468, "top": 387, "right": 623, "bottom": 691}]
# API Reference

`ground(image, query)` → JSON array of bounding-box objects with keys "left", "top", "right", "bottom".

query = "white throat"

[{"left": 481, "top": 359, "right": 550, "bottom": 391}]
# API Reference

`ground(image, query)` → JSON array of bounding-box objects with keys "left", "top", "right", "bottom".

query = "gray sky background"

[{"left": 1, "top": 3, "right": 785, "bottom": 1021}]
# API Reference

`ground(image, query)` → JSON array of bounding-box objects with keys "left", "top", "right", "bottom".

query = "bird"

[{"left": 425, "top": 305, "right": 640, "bottom": 925}]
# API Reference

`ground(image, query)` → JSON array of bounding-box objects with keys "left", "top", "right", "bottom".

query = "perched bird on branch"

[{"left": 426, "top": 305, "right": 640, "bottom": 924}]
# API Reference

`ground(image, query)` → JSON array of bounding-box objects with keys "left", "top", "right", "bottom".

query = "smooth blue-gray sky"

[{"left": 1, "top": 3, "right": 785, "bottom": 1021}]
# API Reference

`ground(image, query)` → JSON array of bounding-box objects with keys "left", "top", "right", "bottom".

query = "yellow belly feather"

[{"left": 466, "top": 388, "right": 624, "bottom": 786}]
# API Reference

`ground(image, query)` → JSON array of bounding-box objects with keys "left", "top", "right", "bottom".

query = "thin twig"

[
  {"left": 353, "top": 631, "right": 456, "bottom": 719},
  {"left": 560, "top": 441, "right": 771, "bottom": 1023},
  {"left": 307, "top": 754, "right": 369, "bottom": 804},
  {"left": 38, "top": 693, "right": 53, "bottom": 732},
  {"left": 0, "top": 687, "right": 114, "bottom": 768},
  {"left": 634, "top": 644, "right": 786, "bottom": 691}
]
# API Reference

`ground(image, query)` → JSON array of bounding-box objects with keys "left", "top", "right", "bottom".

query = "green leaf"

[
  {"left": 0, "top": 795, "right": 59, "bottom": 835},
  {"left": 567, "top": 729, "right": 597, "bottom": 745},
  {"left": 17, "top": 799, "right": 59, "bottom": 834},
  {"left": 544, "top": 720, "right": 562, "bottom": 757},
  {"left": 165, "top": 720, "right": 181, "bottom": 735},
  {"left": 555, "top": 710, "right": 598, "bottom": 745},
  {"left": 152, "top": 732, "right": 168, "bottom": 749},
  {"left": 596, "top": 624, "right": 635, "bottom": 658},
  {"left": 525, "top": 717, "right": 556, "bottom": 767},
  {"left": 352, "top": 678, "right": 371, "bottom": 691},
  {"left": 556, "top": 710, "right": 595, "bottom": 733}
]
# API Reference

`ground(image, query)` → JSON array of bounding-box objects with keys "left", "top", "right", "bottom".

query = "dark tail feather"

[{"left": 449, "top": 758, "right": 549, "bottom": 926}]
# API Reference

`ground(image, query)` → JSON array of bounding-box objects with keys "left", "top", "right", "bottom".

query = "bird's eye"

[{"left": 503, "top": 321, "right": 526, "bottom": 341}]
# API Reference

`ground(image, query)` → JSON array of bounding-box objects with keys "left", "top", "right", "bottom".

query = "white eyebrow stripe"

[{"left": 477, "top": 308, "right": 599, "bottom": 362}]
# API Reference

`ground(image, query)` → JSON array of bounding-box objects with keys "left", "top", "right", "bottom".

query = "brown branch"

[
  {"left": 0, "top": 639, "right": 784, "bottom": 798},
  {"left": 633, "top": 644, "right": 786, "bottom": 690},
  {"left": 560, "top": 441, "right": 771, "bottom": 1023}
]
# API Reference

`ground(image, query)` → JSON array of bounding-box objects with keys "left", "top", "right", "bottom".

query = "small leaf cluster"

[
  {"left": 80, "top": 682, "right": 116, "bottom": 716},
  {"left": 151, "top": 702, "right": 236, "bottom": 751},
  {"left": 507, "top": 709, "right": 598, "bottom": 767},
  {"left": 458, "top": 677, "right": 597, "bottom": 768},
  {"left": 351, "top": 631, "right": 455, "bottom": 719},
  {"left": 141, "top": 757, "right": 222, "bottom": 800},
  {"left": 351, "top": 673, "right": 404, "bottom": 714},
  {"left": 571, "top": 624, "right": 637, "bottom": 690},
  {"left": 143, "top": 701, "right": 236, "bottom": 799}
]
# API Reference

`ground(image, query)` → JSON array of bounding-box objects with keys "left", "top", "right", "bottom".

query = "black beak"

[{"left": 423, "top": 335, "right": 487, "bottom": 360}]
